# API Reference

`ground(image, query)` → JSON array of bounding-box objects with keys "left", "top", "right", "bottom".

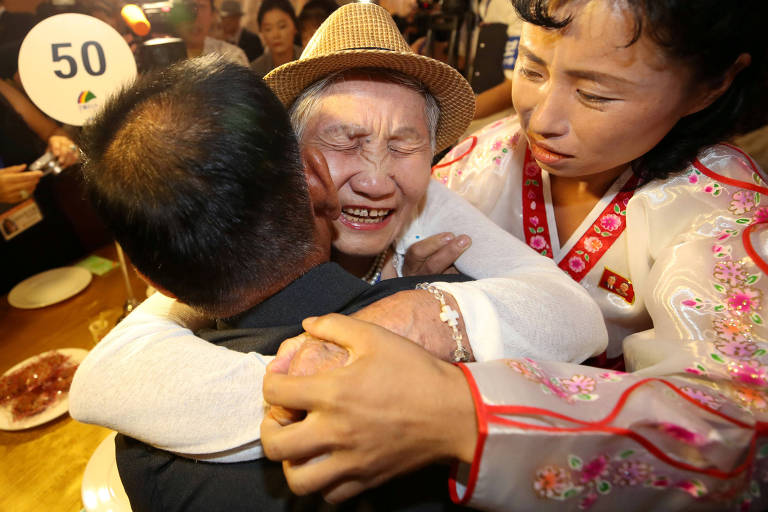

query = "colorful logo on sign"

[{"left": 78, "top": 90, "right": 96, "bottom": 104}]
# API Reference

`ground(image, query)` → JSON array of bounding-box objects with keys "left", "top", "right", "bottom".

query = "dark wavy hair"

[
  {"left": 79, "top": 57, "right": 314, "bottom": 316},
  {"left": 512, "top": 0, "right": 768, "bottom": 181}
]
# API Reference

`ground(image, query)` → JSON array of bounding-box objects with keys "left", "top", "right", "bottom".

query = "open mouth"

[{"left": 341, "top": 207, "right": 393, "bottom": 225}]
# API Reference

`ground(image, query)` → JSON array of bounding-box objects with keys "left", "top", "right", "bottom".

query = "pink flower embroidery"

[
  {"left": 713, "top": 318, "right": 751, "bottom": 344},
  {"left": 579, "top": 455, "right": 608, "bottom": 483},
  {"left": 680, "top": 386, "right": 722, "bottom": 410},
  {"left": 530, "top": 200, "right": 537, "bottom": 210},
  {"left": 713, "top": 261, "right": 748, "bottom": 287},
  {"left": 754, "top": 207, "right": 768, "bottom": 224},
  {"left": 529, "top": 235, "right": 547, "bottom": 251},
  {"left": 688, "top": 174, "right": 699, "bottom": 184},
  {"left": 568, "top": 256, "right": 586, "bottom": 273},
  {"left": 611, "top": 460, "right": 652, "bottom": 487},
  {"left": 681, "top": 299, "right": 698, "bottom": 307},
  {"left": 733, "top": 385, "right": 768, "bottom": 411},
  {"left": 597, "top": 371, "right": 625, "bottom": 382},
  {"left": 659, "top": 423, "right": 706, "bottom": 446},
  {"left": 524, "top": 162, "right": 540, "bottom": 175},
  {"left": 716, "top": 231, "right": 732, "bottom": 241},
  {"left": 726, "top": 287, "right": 762, "bottom": 312},
  {"left": 714, "top": 338, "right": 757, "bottom": 359},
  {"left": 579, "top": 492, "right": 598, "bottom": 510},
  {"left": 675, "top": 480, "right": 707, "bottom": 498},
  {"left": 583, "top": 236, "right": 603, "bottom": 253},
  {"left": 492, "top": 156, "right": 502, "bottom": 165},
  {"left": 562, "top": 374, "right": 596, "bottom": 394},
  {"left": 600, "top": 214, "right": 621, "bottom": 231},
  {"left": 727, "top": 360, "right": 768, "bottom": 387},
  {"left": 730, "top": 190, "right": 755, "bottom": 215},
  {"left": 530, "top": 216, "right": 540, "bottom": 227},
  {"left": 533, "top": 466, "right": 571, "bottom": 499},
  {"left": 704, "top": 185, "right": 714, "bottom": 193},
  {"left": 491, "top": 140, "right": 502, "bottom": 151}
]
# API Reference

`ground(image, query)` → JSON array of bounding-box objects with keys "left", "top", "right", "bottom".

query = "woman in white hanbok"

[{"left": 259, "top": 0, "right": 768, "bottom": 510}]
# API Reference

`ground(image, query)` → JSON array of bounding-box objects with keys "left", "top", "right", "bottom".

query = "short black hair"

[
  {"left": 297, "top": 0, "right": 337, "bottom": 32},
  {"left": 79, "top": 56, "right": 315, "bottom": 316},
  {"left": 512, "top": 0, "right": 768, "bottom": 182},
  {"left": 257, "top": 0, "right": 298, "bottom": 28}
]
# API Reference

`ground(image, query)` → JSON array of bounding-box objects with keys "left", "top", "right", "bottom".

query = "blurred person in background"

[
  {"left": 470, "top": 0, "right": 522, "bottom": 120},
  {"left": 0, "top": 0, "right": 37, "bottom": 80},
  {"left": 80, "top": 0, "right": 123, "bottom": 30},
  {"left": 179, "top": 0, "right": 248, "bottom": 65},
  {"left": 296, "top": 0, "right": 336, "bottom": 48},
  {"left": 0, "top": 77, "right": 89, "bottom": 293},
  {"left": 250, "top": 0, "right": 300, "bottom": 76},
  {"left": 218, "top": 0, "right": 263, "bottom": 61}
]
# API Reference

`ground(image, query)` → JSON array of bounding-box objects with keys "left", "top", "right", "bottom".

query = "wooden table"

[{"left": 0, "top": 244, "right": 146, "bottom": 512}]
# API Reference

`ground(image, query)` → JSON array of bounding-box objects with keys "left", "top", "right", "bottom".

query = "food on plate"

[{"left": 0, "top": 352, "right": 80, "bottom": 421}]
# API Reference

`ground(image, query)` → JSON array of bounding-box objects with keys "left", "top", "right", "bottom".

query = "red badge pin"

[{"left": 598, "top": 267, "right": 635, "bottom": 304}]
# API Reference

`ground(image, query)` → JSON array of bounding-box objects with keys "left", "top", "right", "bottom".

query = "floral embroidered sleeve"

[{"left": 448, "top": 145, "right": 768, "bottom": 511}]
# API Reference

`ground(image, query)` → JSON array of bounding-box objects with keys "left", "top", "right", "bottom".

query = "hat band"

[{"left": 340, "top": 47, "right": 395, "bottom": 52}]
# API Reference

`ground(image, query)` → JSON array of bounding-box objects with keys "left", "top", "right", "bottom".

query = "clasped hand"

[{"left": 261, "top": 314, "right": 477, "bottom": 503}]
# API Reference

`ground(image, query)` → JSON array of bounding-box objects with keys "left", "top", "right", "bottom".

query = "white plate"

[
  {"left": 8, "top": 266, "right": 93, "bottom": 309},
  {"left": 81, "top": 431, "right": 132, "bottom": 511},
  {"left": 0, "top": 348, "right": 89, "bottom": 430}
]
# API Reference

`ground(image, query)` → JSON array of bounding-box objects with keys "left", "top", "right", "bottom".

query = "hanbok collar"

[{"left": 521, "top": 146, "right": 639, "bottom": 282}]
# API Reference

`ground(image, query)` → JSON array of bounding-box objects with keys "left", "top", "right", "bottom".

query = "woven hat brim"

[{"left": 265, "top": 50, "right": 476, "bottom": 153}]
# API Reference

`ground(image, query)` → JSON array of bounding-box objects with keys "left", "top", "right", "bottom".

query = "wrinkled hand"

[
  {"left": 268, "top": 333, "right": 349, "bottom": 426},
  {"left": 401, "top": 232, "right": 470, "bottom": 276},
  {"left": 351, "top": 289, "right": 472, "bottom": 362},
  {"left": 0, "top": 165, "right": 42, "bottom": 204},
  {"left": 47, "top": 131, "right": 79, "bottom": 169},
  {"left": 261, "top": 314, "right": 477, "bottom": 503}
]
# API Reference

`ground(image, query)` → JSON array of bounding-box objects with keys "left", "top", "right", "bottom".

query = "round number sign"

[{"left": 18, "top": 13, "right": 137, "bottom": 126}]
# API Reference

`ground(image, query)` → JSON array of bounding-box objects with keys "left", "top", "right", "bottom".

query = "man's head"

[
  {"left": 79, "top": 56, "right": 329, "bottom": 317},
  {"left": 219, "top": 0, "right": 244, "bottom": 39},
  {"left": 178, "top": 0, "right": 214, "bottom": 50}
]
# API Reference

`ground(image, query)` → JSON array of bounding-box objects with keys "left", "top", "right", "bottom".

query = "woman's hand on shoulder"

[{"left": 402, "top": 232, "right": 471, "bottom": 276}]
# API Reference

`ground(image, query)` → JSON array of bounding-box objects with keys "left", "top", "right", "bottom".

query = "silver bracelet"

[{"left": 416, "top": 283, "right": 471, "bottom": 362}]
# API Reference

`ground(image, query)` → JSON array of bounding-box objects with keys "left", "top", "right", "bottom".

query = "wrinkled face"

[
  {"left": 260, "top": 9, "right": 297, "bottom": 54},
  {"left": 179, "top": 0, "right": 212, "bottom": 48},
  {"left": 512, "top": 0, "right": 702, "bottom": 179},
  {"left": 302, "top": 79, "right": 433, "bottom": 257}
]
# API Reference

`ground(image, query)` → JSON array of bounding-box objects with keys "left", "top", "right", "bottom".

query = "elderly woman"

[
  {"left": 70, "top": 2, "right": 605, "bottom": 462},
  {"left": 260, "top": 0, "right": 768, "bottom": 510}
]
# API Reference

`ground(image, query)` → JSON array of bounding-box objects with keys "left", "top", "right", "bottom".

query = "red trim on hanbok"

[
  {"left": 432, "top": 136, "right": 478, "bottom": 172},
  {"left": 449, "top": 363, "right": 488, "bottom": 505},
  {"left": 693, "top": 152, "right": 768, "bottom": 195},
  {"left": 521, "top": 147, "right": 639, "bottom": 281},
  {"left": 479, "top": 377, "right": 762, "bottom": 479},
  {"left": 743, "top": 222, "right": 768, "bottom": 276}
]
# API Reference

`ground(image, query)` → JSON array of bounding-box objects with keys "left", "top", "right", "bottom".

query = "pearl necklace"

[{"left": 362, "top": 250, "right": 388, "bottom": 285}]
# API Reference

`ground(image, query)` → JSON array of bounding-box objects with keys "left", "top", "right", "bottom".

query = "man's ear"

[
  {"left": 686, "top": 53, "right": 751, "bottom": 116},
  {"left": 303, "top": 147, "right": 340, "bottom": 221}
]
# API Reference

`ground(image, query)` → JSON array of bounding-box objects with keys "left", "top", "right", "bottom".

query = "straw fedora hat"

[{"left": 264, "top": 2, "right": 475, "bottom": 153}]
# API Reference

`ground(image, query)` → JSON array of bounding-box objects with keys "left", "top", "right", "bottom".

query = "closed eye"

[
  {"left": 577, "top": 90, "right": 618, "bottom": 104},
  {"left": 519, "top": 66, "right": 543, "bottom": 80}
]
